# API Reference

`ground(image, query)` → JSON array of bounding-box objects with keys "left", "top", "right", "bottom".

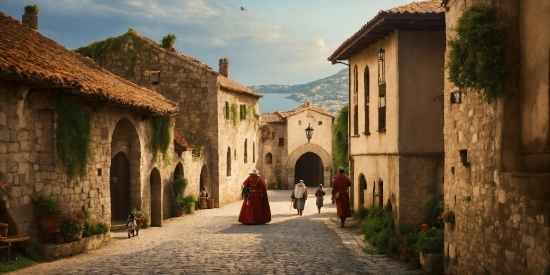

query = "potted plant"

[
  {"left": 33, "top": 193, "right": 62, "bottom": 233},
  {"left": 60, "top": 209, "right": 89, "bottom": 242},
  {"left": 172, "top": 178, "right": 188, "bottom": 217},
  {"left": 182, "top": 194, "right": 197, "bottom": 214},
  {"left": 417, "top": 225, "right": 444, "bottom": 275},
  {"left": 438, "top": 207, "right": 456, "bottom": 226}
]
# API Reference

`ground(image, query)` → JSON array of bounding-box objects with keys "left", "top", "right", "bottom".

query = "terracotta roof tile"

[
  {"left": 260, "top": 102, "right": 334, "bottom": 123},
  {"left": 328, "top": 0, "right": 445, "bottom": 62},
  {"left": 218, "top": 76, "right": 262, "bottom": 98},
  {"left": 0, "top": 12, "right": 178, "bottom": 114}
]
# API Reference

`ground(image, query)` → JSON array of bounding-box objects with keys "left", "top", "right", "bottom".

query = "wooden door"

[{"left": 110, "top": 152, "right": 130, "bottom": 220}]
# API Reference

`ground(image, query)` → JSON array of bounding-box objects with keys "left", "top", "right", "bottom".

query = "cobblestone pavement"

[{"left": 8, "top": 189, "right": 423, "bottom": 275}]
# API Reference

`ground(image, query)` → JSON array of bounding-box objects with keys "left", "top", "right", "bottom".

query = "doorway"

[
  {"left": 294, "top": 152, "right": 323, "bottom": 187},
  {"left": 150, "top": 168, "right": 162, "bottom": 227},
  {"left": 110, "top": 152, "right": 130, "bottom": 221}
]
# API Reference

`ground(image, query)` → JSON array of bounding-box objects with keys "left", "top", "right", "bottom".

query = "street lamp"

[{"left": 305, "top": 123, "right": 314, "bottom": 143}]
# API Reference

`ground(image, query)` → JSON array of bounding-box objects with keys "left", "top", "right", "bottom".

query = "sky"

[{"left": 0, "top": 0, "right": 414, "bottom": 86}]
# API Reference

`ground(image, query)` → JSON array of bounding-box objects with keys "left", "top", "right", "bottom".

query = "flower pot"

[
  {"left": 172, "top": 207, "right": 184, "bottom": 217},
  {"left": 0, "top": 223, "right": 8, "bottom": 237},
  {"left": 409, "top": 256, "right": 421, "bottom": 269},
  {"left": 37, "top": 215, "right": 62, "bottom": 233},
  {"left": 390, "top": 252, "right": 400, "bottom": 260},
  {"left": 207, "top": 199, "right": 214, "bottom": 209},
  {"left": 420, "top": 252, "right": 444, "bottom": 275},
  {"left": 399, "top": 253, "right": 409, "bottom": 262}
]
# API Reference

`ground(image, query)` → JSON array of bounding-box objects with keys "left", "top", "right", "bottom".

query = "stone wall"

[
  {"left": 0, "top": 81, "right": 177, "bottom": 246},
  {"left": 443, "top": 0, "right": 550, "bottom": 274}
]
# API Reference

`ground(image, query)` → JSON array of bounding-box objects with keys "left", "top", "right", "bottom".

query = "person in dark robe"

[
  {"left": 238, "top": 168, "right": 271, "bottom": 224},
  {"left": 332, "top": 168, "right": 352, "bottom": 228}
]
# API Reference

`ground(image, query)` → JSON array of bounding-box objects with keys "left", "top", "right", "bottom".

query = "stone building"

[
  {"left": 258, "top": 103, "right": 334, "bottom": 188},
  {"left": 441, "top": 0, "right": 550, "bottom": 274},
  {"left": 327, "top": 0, "right": 446, "bottom": 227},
  {"left": 75, "top": 32, "right": 262, "bottom": 207},
  {"left": 0, "top": 10, "right": 179, "bottom": 242}
]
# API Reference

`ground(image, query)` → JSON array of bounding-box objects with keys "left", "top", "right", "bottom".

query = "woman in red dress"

[
  {"left": 238, "top": 168, "right": 271, "bottom": 224},
  {"left": 332, "top": 168, "right": 352, "bottom": 228}
]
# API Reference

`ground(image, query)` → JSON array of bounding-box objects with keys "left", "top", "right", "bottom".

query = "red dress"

[
  {"left": 332, "top": 173, "right": 352, "bottom": 218},
  {"left": 238, "top": 174, "right": 271, "bottom": 224}
]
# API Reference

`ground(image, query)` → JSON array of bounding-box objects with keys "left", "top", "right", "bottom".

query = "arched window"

[
  {"left": 226, "top": 147, "right": 231, "bottom": 176},
  {"left": 244, "top": 139, "right": 248, "bottom": 163},
  {"left": 364, "top": 66, "right": 370, "bottom": 134},
  {"left": 353, "top": 65, "right": 359, "bottom": 136},
  {"left": 265, "top": 153, "right": 273, "bottom": 165}
]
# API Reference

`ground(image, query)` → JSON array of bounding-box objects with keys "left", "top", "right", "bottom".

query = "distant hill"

[{"left": 249, "top": 68, "right": 349, "bottom": 115}]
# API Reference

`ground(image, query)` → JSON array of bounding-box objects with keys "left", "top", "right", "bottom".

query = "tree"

[{"left": 332, "top": 106, "right": 349, "bottom": 173}]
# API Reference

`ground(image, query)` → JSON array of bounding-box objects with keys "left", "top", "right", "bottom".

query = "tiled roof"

[
  {"left": 218, "top": 76, "right": 262, "bottom": 98},
  {"left": 328, "top": 0, "right": 445, "bottom": 62},
  {"left": 260, "top": 102, "right": 334, "bottom": 123},
  {"left": 0, "top": 12, "right": 178, "bottom": 114}
]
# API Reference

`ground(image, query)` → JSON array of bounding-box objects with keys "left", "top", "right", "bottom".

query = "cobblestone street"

[{"left": 8, "top": 190, "right": 422, "bottom": 275}]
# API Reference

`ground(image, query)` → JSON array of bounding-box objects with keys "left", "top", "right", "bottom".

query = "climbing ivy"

[
  {"left": 230, "top": 103, "right": 238, "bottom": 125},
  {"left": 332, "top": 106, "right": 349, "bottom": 173},
  {"left": 447, "top": 4, "right": 507, "bottom": 103},
  {"left": 225, "top": 101, "right": 230, "bottom": 119},
  {"left": 53, "top": 95, "right": 92, "bottom": 178},
  {"left": 150, "top": 115, "right": 171, "bottom": 161}
]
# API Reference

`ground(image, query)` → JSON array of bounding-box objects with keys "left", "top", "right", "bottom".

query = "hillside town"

[{"left": 0, "top": 0, "right": 548, "bottom": 274}]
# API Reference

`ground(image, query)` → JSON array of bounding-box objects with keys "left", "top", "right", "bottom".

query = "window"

[
  {"left": 224, "top": 101, "right": 229, "bottom": 119},
  {"left": 364, "top": 66, "right": 370, "bottom": 135},
  {"left": 239, "top": 104, "right": 247, "bottom": 120},
  {"left": 318, "top": 121, "right": 322, "bottom": 126},
  {"left": 278, "top": 138, "right": 284, "bottom": 147},
  {"left": 265, "top": 153, "right": 273, "bottom": 164},
  {"left": 244, "top": 139, "right": 248, "bottom": 163},
  {"left": 353, "top": 65, "right": 359, "bottom": 136},
  {"left": 377, "top": 48, "right": 386, "bottom": 132},
  {"left": 253, "top": 143, "right": 255, "bottom": 163},
  {"left": 226, "top": 147, "right": 231, "bottom": 176}
]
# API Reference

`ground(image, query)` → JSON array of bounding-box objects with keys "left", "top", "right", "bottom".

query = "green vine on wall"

[
  {"left": 446, "top": 4, "right": 507, "bottom": 103},
  {"left": 332, "top": 106, "right": 349, "bottom": 173},
  {"left": 53, "top": 95, "right": 92, "bottom": 178},
  {"left": 150, "top": 115, "right": 171, "bottom": 161},
  {"left": 230, "top": 103, "right": 238, "bottom": 125},
  {"left": 225, "top": 101, "right": 230, "bottom": 119}
]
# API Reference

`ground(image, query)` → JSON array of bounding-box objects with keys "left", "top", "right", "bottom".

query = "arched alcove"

[
  {"left": 150, "top": 168, "right": 162, "bottom": 227},
  {"left": 294, "top": 152, "right": 323, "bottom": 187},
  {"left": 358, "top": 174, "right": 366, "bottom": 208}
]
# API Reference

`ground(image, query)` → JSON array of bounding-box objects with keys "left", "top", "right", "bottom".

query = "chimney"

[
  {"left": 22, "top": 5, "right": 39, "bottom": 30},
  {"left": 219, "top": 58, "right": 229, "bottom": 78}
]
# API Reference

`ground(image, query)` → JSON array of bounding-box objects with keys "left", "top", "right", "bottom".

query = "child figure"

[
  {"left": 134, "top": 210, "right": 145, "bottom": 236},
  {"left": 127, "top": 213, "right": 136, "bottom": 238},
  {"left": 315, "top": 184, "right": 326, "bottom": 214}
]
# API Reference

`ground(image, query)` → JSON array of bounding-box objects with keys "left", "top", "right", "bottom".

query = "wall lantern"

[
  {"left": 451, "top": 89, "right": 462, "bottom": 104},
  {"left": 377, "top": 45, "right": 385, "bottom": 61},
  {"left": 305, "top": 123, "right": 314, "bottom": 143}
]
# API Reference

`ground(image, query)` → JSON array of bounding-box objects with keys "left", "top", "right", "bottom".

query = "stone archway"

[
  {"left": 150, "top": 168, "right": 162, "bottom": 227},
  {"left": 173, "top": 162, "right": 184, "bottom": 180},
  {"left": 294, "top": 152, "right": 323, "bottom": 187},
  {"left": 110, "top": 117, "right": 141, "bottom": 221},
  {"left": 285, "top": 143, "right": 332, "bottom": 188}
]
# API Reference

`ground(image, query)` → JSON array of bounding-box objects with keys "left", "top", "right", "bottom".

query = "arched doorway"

[
  {"left": 358, "top": 174, "right": 366, "bottom": 208},
  {"left": 200, "top": 165, "right": 214, "bottom": 207},
  {"left": 150, "top": 168, "right": 162, "bottom": 227},
  {"left": 110, "top": 117, "right": 141, "bottom": 222},
  {"left": 110, "top": 152, "right": 130, "bottom": 221},
  {"left": 294, "top": 152, "right": 323, "bottom": 187}
]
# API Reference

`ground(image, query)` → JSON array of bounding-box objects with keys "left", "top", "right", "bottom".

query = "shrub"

[
  {"left": 24, "top": 4, "right": 39, "bottom": 15},
  {"left": 417, "top": 227, "right": 444, "bottom": 254},
  {"left": 32, "top": 193, "right": 61, "bottom": 215},
  {"left": 423, "top": 198, "right": 444, "bottom": 229},
  {"left": 354, "top": 205, "right": 369, "bottom": 220},
  {"left": 161, "top": 34, "right": 177, "bottom": 49},
  {"left": 182, "top": 194, "right": 197, "bottom": 213},
  {"left": 374, "top": 228, "right": 393, "bottom": 253}
]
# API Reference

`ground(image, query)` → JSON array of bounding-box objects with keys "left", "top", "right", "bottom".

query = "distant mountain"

[{"left": 249, "top": 68, "right": 349, "bottom": 115}]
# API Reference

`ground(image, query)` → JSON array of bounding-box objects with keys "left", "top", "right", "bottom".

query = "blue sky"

[{"left": 1, "top": 0, "right": 413, "bottom": 86}]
